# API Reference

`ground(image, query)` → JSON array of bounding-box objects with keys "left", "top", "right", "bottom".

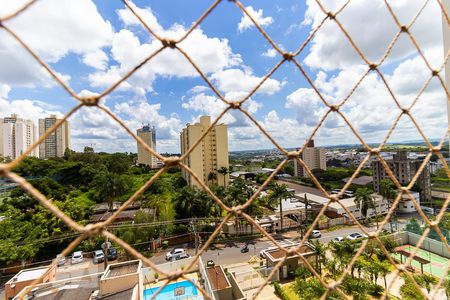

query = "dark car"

[
  {"left": 107, "top": 248, "right": 118, "bottom": 261},
  {"left": 241, "top": 244, "right": 249, "bottom": 253},
  {"left": 174, "top": 253, "right": 190, "bottom": 261}
]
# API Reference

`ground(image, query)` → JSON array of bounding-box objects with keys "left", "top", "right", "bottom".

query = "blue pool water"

[{"left": 144, "top": 280, "right": 203, "bottom": 300}]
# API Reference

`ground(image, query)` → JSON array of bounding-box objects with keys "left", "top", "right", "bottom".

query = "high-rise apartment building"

[
  {"left": 136, "top": 125, "right": 158, "bottom": 168},
  {"left": 180, "top": 116, "right": 229, "bottom": 187},
  {"left": 0, "top": 114, "right": 38, "bottom": 159},
  {"left": 372, "top": 151, "right": 431, "bottom": 201},
  {"left": 38, "top": 115, "right": 70, "bottom": 158},
  {"left": 294, "top": 140, "right": 326, "bottom": 178}
]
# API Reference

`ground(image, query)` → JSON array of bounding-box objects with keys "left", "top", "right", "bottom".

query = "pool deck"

[{"left": 144, "top": 273, "right": 200, "bottom": 292}]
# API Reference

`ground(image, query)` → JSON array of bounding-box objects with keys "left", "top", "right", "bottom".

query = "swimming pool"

[{"left": 144, "top": 280, "right": 204, "bottom": 300}]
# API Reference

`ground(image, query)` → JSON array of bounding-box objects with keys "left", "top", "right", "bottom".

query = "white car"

[
  {"left": 71, "top": 251, "right": 84, "bottom": 264},
  {"left": 56, "top": 254, "right": 66, "bottom": 267},
  {"left": 166, "top": 248, "right": 186, "bottom": 261},
  {"left": 332, "top": 236, "right": 344, "bottom": 243},
  {"left": 311, "top": 230, "right": 321, "bottom": 238},
  {"left": 346, "top": 233, "right": 367, "bottom": 241}
]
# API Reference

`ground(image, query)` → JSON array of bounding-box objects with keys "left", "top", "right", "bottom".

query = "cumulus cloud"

[
  {"left": 0, "top": 0, "right": 113, "bottom": 87},
  {"left": 238, "top": 6, "right": 274, "bottom": 32},
  {"left": 303, "top": 0, "right": 443, "bottom": 70},
  {"left": 261, "top": 48, "right": 278, "bottom": 58},
  {"left": 89, "top": 5, "right": 242, "bottom": 95}
]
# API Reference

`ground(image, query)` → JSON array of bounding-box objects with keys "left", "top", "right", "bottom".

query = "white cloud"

[
  {"left": 261, "top": 48, "right": 278, "bottom": 58},
  {"left": 238, "top": 6, "right": 274, "bottom": 32},
  {"left": 89, "top": 20, "right": 242, "bottom": 94},
  {"left": 303, "top": 0, "right": 443, "bottom": 70},
  {"left": 210, "top": 68, "right": 284, "bottom": 96},
  {"left": 0, "top": 0, "right": 114, "bottom": 87}
]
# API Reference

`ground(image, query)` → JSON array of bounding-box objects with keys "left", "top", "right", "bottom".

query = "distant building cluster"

[
  {"left": 294, "top": 140, "right": 326, "bottom": 177},
  {"left": 180, "top": 116, "right": 229, "bottom": 187},
  {"left": 0, "top": 114, "right": 70, "bottom": 159}
]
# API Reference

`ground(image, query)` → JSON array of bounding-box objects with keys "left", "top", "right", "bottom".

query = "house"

[
  {"left": 264, "top": 243, "right": 316, "bottom": 281},
  {"left": 327, "top": 194, "right": 388, "bottom": 219},
  {"left": 5, "top": 265, "right": 56, "bottom": 299}
]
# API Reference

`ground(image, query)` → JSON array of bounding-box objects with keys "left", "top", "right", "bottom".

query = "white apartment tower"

[
  {"left": 0, "top": 114, "right": 38, "bottom": 159},
  {"left": 180, "top": 116, "right": 229, "bottom": 187},
  {"left": 136, "top": 125, "right": 158, "bottom": 168},
  {"left": 294, "top": 140, "right": 326, "bottom": 178},
  {"left": 38, "top": 115, "right": 71, "bottom": 158}
]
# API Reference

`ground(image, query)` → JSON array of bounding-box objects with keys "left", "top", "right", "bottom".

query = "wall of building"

[
  {"left": 5, "top": 265, "right": 55, "bottom": 300},
  {"left": 136, "top": 126, "right": 158, "bottom": 168},
  {"left": 228, "top": 272, "right": 246, "bottom": 300},
  {"left": 180, "top": 116, "right": 229, "bottom": 187}
]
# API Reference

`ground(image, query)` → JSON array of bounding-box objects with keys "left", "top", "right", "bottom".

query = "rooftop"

[
  {"left": 104, "top": 260, "right": 140, "bottom": 278},
  {"left": 266, "top": 244, "right": 315, "bottom": 261},
  {"left": 10, "top": 266, "right": 48, "bottom": 282}
]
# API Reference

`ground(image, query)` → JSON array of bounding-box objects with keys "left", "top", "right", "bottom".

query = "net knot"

[
  {"left": 369, "top": 148, "right": 380, "bottom": 155},
  {"left": 400, "top": 25, "right": 408, "bottom": 32},
  {"left": 164, "top": 156, "right": 180, "bottom": 167},
  {"left": 83, "top": 223, "right": 103, "bottom": 235},
  {"left": 329, "top": 195, "right": 339, "bottom": 203},
  {"left": 327, "top": 11, "right": 335, "bottom": 19},
  {"left": 431, "top": 69, "right": 439, "bottom": 76},
  {"left": 82, "top": 96, "right": 100, "bottom": 106},
  {"left": 401, "top": 107, "right": 409, "bottom": 114},
  {"left": 283, "top": 52, "right": 294, "bottom": 61},
  {"left": 229, "top": 101, "right": 241, "bottom": 109},
  {"left": 329, "top": 105, "right": 338, "bottom": 112},
  {"left": 369, "top": 63, "right": 378, "bottom": 70},
  {"left": 287, "top": 151, "right": 299, "bottom": 160},
  {"left": 161, "top": 39, "right": 177, "bottom": 49}
]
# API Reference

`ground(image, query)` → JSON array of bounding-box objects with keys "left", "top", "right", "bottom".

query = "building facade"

[
  {"left": 136, "top": 125, "right": 158, "bottom": 168},
  {"left": 372, "top": 151, "right": 431, "bottom": 201},
  {"left": 180, "top": 116, "right": 229, "bottom": 187},
  {"left": 38, "top": 115, "right": 70, "bottom": 158},
  {"left": 0, "top": 114, "right": 38, "bottom": 159},
  {"left": 294, "top": 140, "right": 326, "bottom": 177}
]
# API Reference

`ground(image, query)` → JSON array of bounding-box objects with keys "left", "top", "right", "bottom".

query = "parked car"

[
  {"left": 93, "top": 250, "right": 105, "bottom": 264},
  {"left": 206, "top": 260, "right": 215, "bottom": 267},
  {"left": 311, "top": 230, "right": 321, "bottom": 238},
  {"left": 71, "top": 251, "right": 84, "bottom": 264},
  {"left": 332, "top": 236, "right": 344, "bottom": 243},
  {"left": 56, "top": 254, "right": 66, "bottom": 267},
  {"left": 174, "top": 253, "right": 190, "bottom": 261},
  {"left": 166, "top": 248, "right": 186, "bottom": 261},
  {"left": 346, "top": 232, "right": 367, "bottom": 241},
  {"left": 106, "top": 248, "right": 117, "bottom": 261}
]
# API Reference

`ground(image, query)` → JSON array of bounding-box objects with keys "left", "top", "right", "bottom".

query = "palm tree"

[
  {"left": 95, "top": 171, "right": 129, "bottom": 212},
  {"left": 268, "top": 182, "right": 291, "bottom": 232},
  {"left": 217, "top": 167, "right": 229, "bottom": 187},
  {"left": 207, "top": 172, "right": 217, "bottom": 186},
  {"left": 354, "top": 188, "right": 377, "bottom": 228},
  {"left": 311, "top": 239, "right": 326, "bottom": 275},
  {"left": 380, "top": 179, "right": 397, "bottom": 232},
  {"left": 379, "top": 261, "right": 391, "bottom": 289},
  {"left": 415, "top": 274, "right": 438, "bottom": 294}
]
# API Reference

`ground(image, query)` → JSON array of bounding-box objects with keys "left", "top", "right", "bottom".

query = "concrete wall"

[
  {"left": 407, "top": 232, "right": 450, "bottom": 259},
  {"left": 100, "top": 261, "right": 141, "bottom": 297},
  {"left": 228, "top": 272, "right": 246, "bottom": 300},
  {"left": 199, "top": 258, "right": 217, "bottom": 300},
  {"left": 142, "top": 257, "right": 199, "bottom": 283}
]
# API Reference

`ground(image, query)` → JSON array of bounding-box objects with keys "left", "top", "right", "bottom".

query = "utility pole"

[{"left": 190, "top": 218, "right": 198, "bottom": 255}]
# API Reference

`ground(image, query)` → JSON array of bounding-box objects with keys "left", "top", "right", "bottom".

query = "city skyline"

[{"left": 0, "top": 0, "right": 446, "bottom": 154}]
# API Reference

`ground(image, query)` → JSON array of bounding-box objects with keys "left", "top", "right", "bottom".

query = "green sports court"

[{"left": 392, "top": 245, "right": 449, "bottom": 279}]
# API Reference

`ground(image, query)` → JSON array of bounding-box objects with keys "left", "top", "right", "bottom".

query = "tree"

[
  {"left": 405, "top": 218, "right": 423, "bottom": 235},
  {"left": 267, "top": 182, "right": 291, "bottom": 232},
  {"left": 354, "top": 188, "right": 377, "bottom": 227},
  {"left": 311, "top": 239, "right": 326, "bottom": 275},
  {"left": 380, "top": 179, "right": 397, "bottom": 231},
  {"left": 94, "top": 171, "right": 130, "bottom": 211},
  {"left": 207, "top": 172, "right": 217, "bottom": 186},
  {"left": 217, "top": 167, "right": 229, "bottom": 187},
  {"left": 415, "top": 274, "right": 438, "bottom": 294}
]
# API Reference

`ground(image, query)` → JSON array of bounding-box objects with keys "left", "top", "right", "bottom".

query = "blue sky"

[{"left": 0, "top": 0, "right": 447, "bottom": 153}]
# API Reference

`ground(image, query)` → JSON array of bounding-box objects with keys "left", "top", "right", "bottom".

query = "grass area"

[{"left": 432, "top": 186, "right": 450, "bottom": 192}]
